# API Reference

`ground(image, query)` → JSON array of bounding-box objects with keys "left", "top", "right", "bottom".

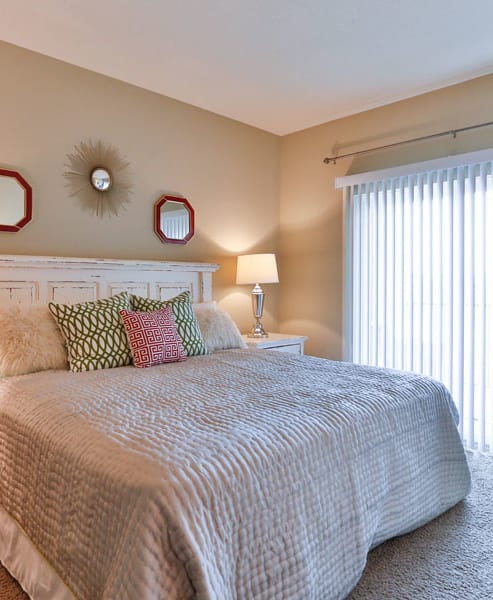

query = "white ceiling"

[{"left": 2, "top": 1, "right": 493, "bottom": 135}]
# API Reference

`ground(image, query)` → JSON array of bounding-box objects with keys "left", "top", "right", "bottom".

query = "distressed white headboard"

[{"left": 0, "top": 255, "right": 219, "bottom": 306}]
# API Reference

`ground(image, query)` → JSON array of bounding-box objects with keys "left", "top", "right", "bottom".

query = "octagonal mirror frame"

[
  {"left": 154, "top": 195, "right": 194, "bottom": 245},
  {"left": 0, "top": 168, "right": 33, "bottom": 232}
]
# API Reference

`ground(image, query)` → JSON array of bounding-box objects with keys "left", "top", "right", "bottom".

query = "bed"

[{"left": 0, "top": 255, "right": 471, "bottom": 600}]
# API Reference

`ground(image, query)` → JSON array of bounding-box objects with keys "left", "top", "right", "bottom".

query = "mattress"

[{"left": 0, "top": 349, "right": 470, "bottom": 599}]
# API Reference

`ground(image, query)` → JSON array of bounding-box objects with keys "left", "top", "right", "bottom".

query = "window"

[{"left": 338, "top": 150, "right": 493, "bottom": 452}]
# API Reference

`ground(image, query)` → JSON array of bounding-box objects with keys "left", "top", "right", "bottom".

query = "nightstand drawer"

[
  {"left": 268, "top": 343, "right": 303, "bottom": 355},
  {"left": 242, "top": 333, "right": 308, "bottom": 355}
]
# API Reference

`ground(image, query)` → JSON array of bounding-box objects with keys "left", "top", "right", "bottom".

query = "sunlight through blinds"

[{"left": 338, "top": 151, "right": 493, "bottom": 453}]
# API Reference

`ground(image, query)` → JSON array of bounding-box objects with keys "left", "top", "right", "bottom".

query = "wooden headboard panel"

[{"left": 0, "top": 255, "right": 219, "bottom": 306}]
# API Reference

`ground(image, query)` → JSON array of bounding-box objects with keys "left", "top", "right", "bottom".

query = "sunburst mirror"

[{"left": 63, "top": 140, "right": 133, "bottom": 217}]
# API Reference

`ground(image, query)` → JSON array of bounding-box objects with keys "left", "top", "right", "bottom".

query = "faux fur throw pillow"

[
  {"left": 192, "top": 301, "right": 217, "bottom": 312},
  {"left": 194, "top": 307, "right": 247, "bottom": 352},
  {"left": 0, "top": 304, "right": 68, "bottom": 377}
]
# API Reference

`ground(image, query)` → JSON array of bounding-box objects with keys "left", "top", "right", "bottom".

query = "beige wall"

[
  {"left": 280, "top": 74, "right": 493, "bottom": 359},
  {"left": 3, "top": 40, "right": 493, "bottom": 351},
  {"left": 0, "top": 41, "right": 280, "bottom": 333}
]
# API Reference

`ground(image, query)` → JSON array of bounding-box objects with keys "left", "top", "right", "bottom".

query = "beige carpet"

[
  {"left": 348, "top": 451, "right": 493, "bottom": 599},
  {"left": 0, "top": 566, "right": 27, "bottom": 600},
  {"left": 0, "top": 452, "right": 491, "bottom": 599}
]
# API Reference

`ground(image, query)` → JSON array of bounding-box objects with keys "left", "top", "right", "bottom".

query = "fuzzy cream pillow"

[
  {"left": 192, "top": 301, "right": 217, "bottom": 312},
  {"left": 194, "top": 307, "right": 247, "bottom": 352},
  {"left": 0, "top": 304, "right": 68, "bottom": 377}
]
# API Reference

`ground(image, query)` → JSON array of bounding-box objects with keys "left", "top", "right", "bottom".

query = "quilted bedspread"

[{"left": 0, "top": 350, "right": 470, "bottom": 599}]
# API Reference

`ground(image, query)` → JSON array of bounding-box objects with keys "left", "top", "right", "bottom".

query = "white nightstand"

[{"left": 242, "top": 333, "right": 308, "bottom": 355}]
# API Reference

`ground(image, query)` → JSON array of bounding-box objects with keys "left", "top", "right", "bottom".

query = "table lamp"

[{"left": 236, "top": 253, "right": 279, "bottom": 337}]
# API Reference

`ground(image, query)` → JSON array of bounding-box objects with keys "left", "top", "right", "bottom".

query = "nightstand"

[{"left": 242, "top": 333, "right": 308, "bottom": 355}]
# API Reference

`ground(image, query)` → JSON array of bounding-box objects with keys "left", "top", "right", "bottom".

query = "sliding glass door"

[{"left": 340, "top": 151, "right": 493, "bottom": 452}]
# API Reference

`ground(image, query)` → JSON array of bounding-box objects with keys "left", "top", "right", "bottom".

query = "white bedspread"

[{"left": 0, "top": 350, "right": 470, "bottom": 599}]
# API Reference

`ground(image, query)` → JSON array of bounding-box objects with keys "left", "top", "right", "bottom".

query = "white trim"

[{"left": 335, "top": 147, "right": 493, "bottom": 188}]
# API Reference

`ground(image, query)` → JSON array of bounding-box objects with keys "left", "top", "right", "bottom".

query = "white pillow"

[
  {"left": 194, "top": 307, "right": 247, "bottom": 352},
  {"left": 0, "top": 304, "right": 68, "bottom": 377},
  {"left": 192, "top": 301, "right": 217, "bottom": 312}
]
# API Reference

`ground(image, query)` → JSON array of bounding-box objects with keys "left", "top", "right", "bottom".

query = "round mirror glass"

[
  {"left": 154, "top": 195, "right": 194, "bottom": 245},
  {"left": 90, "top": 167, "right": 112, "bottom": 191},
  {"left": 0, "top": 169, "right": 32, "bottom": 232}
]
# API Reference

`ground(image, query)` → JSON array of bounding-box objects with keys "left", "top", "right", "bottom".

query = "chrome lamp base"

[
  {"left": 247, "top": 283, "right": 269, "bottom": 338},
  {"left": 248, "top": 319, "right": 268, "bottom": 338}
]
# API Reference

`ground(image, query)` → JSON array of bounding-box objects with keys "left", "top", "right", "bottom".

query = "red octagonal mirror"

[
  {"left": 154, "top": 195, "right": 194, "bottom": 245},
  {"left": 0, "top": 168, "right": 33, "bottom": 232}
]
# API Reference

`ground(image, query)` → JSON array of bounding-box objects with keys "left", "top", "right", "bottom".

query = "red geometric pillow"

[{"left": 119, "top": 308, "right": 187, "bottom": 368}]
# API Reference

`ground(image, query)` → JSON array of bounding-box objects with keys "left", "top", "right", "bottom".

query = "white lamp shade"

[{"left": 236, "top": 253, "right": 279, "bottom": 285}]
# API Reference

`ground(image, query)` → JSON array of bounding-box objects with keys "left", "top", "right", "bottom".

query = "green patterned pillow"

[
  {"left": 48, "top": 292, "right": 132, "bottom": 372},
  {"left": 131, "top": 291, "right": 207, "bottom": 356}
]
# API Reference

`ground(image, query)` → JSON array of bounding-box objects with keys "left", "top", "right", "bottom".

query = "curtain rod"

[{"left": 323, "top": 120, "right": 493, "bottom": 165}]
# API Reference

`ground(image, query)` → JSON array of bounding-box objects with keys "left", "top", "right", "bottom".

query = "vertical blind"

[{"left": 339, "top": 151, "right": 492, "bottom": 453}]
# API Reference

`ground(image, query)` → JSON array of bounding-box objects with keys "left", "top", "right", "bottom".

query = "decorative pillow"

[
  {"left": 131, "top": 291, "right": 207, "bottom": 356},
  {"left": 48, "top": 292, "right": 132, "bottom": 372},
  {"left": 0, "top": 304, "right": 68, "bottom": 377},
  {"left": 194, "top": 306, "right": 247, "bottom": 352},
  {"left": 119, "top": 308, "right": 187, "bottom": 368}
]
